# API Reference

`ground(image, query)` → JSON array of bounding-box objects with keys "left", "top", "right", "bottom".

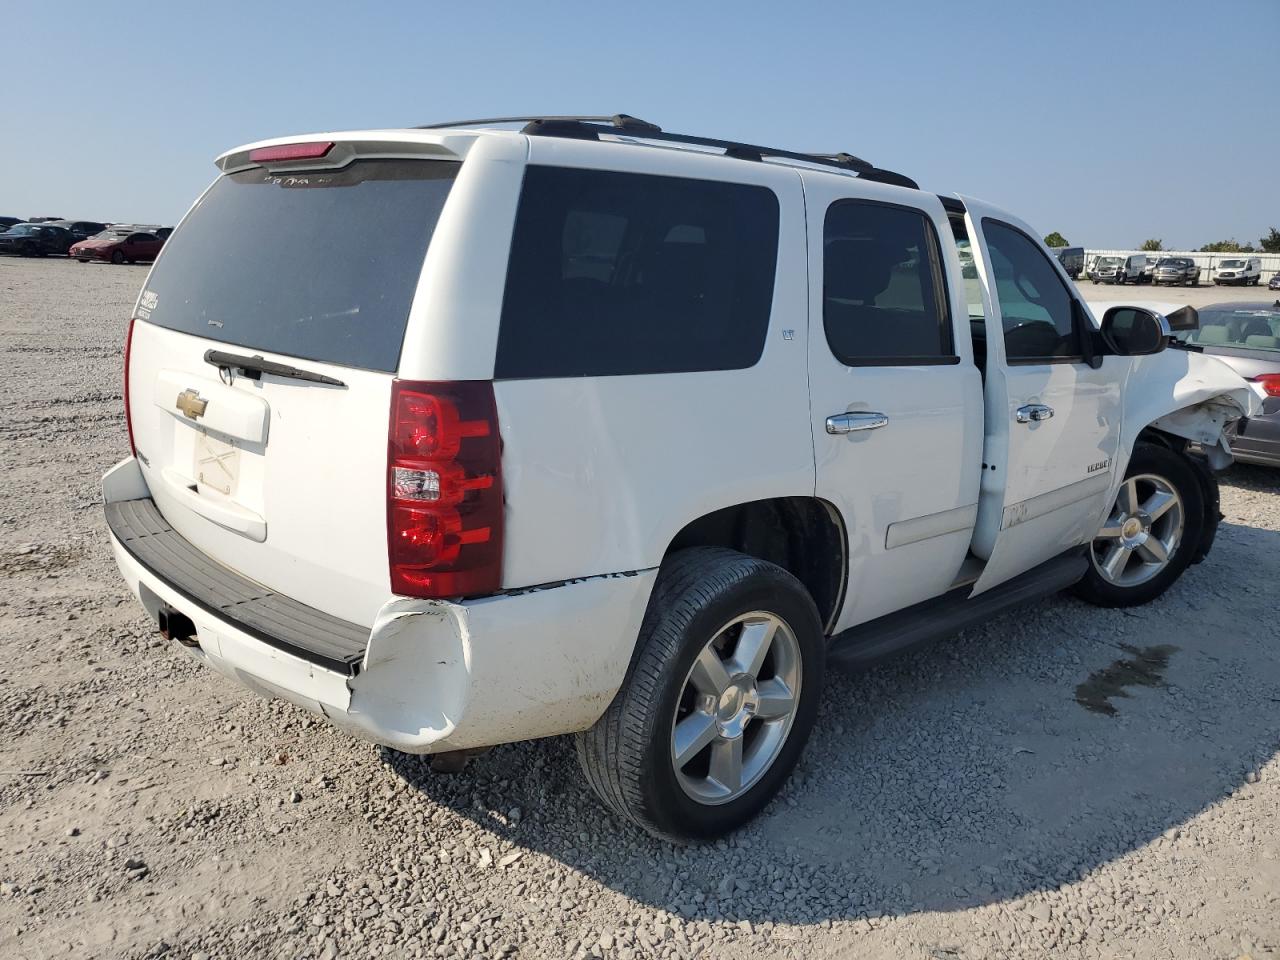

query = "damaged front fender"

[{"left": 1119, "top": 347, "right": 1262, "bottom": 472}]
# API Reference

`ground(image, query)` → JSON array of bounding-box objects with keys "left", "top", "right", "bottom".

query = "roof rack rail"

[
  {"left": 416, "top": 114, "right": 661, "bottom": 133},
  {"left": 415, "top": 115, "right": 918, "bottom": 189}
]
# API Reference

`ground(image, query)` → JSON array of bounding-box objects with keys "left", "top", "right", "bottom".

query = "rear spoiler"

[{"left": 216, "top": 133, "right": 475, "bottom": 175}]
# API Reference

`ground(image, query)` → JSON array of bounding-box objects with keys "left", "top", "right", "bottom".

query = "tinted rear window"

[
  {"left": 142, "top": 159, "right": 457, "bottom": 372},
  {"left": 495, "top": 166, "right": 780, "bottom": 379}
]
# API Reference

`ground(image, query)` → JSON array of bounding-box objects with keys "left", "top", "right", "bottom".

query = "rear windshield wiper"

[{"left": 204, "top": 349, "right": 346, "bottom": 387}]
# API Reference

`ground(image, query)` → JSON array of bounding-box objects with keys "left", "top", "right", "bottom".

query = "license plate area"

[{"left": 195, "top": 431, "right": 241, "bottom": 496}]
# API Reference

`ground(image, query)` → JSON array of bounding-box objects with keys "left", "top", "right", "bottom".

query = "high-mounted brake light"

[
  {"left": 1255, "top": 373, "right": 1280, "bottom": 398},
  {"left": 124, "top": 317, "right": 137, "bottom": 456},
  {"left": 248, "top": 141, "right": 335, "bottom": 163},
  {"left": 387, "top": 381, "right": 503, "bottom": 599}
]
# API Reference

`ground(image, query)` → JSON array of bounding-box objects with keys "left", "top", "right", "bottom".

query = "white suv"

[{"left": 104, "top": 116, "right": 1259, "bottom": 840}]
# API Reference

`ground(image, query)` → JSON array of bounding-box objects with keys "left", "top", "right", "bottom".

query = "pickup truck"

[{"left": 102, "top": 116, "right": 1259, "bottom": 841}]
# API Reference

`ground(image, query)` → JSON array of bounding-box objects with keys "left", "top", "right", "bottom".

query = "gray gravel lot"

[
  {"left": 1077, "top": 280, "right": 1279, "bottom": 310},
  {"left": 1, "top": 256, "right": 1278, "bottom": 960}
]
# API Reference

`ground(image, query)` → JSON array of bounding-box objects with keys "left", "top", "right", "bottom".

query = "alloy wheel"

[
  {"left": 670, "top": 611, "right": 802, "bottom": 805},
  {"left": 1090, "top": 473, "right": 1184, "bottom": 588}
]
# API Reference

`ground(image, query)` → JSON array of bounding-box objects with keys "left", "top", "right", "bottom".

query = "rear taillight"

[
  {"left": 387, "top": 381, "right": 503, "bottom": 599},
  {"left": 1255, "top": 374, "right": 1280, "bottom": 398},
  {"left": 123, "top": 317, "right": 137, "bottom": 456}
]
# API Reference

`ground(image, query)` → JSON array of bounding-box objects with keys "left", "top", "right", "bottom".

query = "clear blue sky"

[{"left": 6, "top": 1, "right": 1274, "bottom": 250}]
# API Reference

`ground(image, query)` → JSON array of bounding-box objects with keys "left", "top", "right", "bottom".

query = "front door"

[
  {"left": 806, "top": 179, "right": 984, "bottom": 631},
  {"left": 960, "top": 198, "right": 1123, "bottom": 593}
]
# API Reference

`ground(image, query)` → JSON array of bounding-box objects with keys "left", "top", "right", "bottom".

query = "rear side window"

[
  {"left": 142, "top": 160, "right": 458, "bottom": 372},
  {"left": 823, "top": 200, "right": 953, "bottom": 364},
  {"left": 495, "top": 166, "right": 780, "bottom": 379}
]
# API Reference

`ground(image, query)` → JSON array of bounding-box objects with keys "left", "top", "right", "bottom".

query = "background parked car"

[
  {"left": 1089, "top": 254, "right": 1147, "bottom": 284},
  {"left": 1152, "top": 256, "right": 1201, "bottom": 286},
  {"left": 0, "top": 216, "right": 21, "bottom": 231},
  {"left": 1269, "top": 272, "right": 1280, "bottom": 291},
  {"left": 1177, "top": 301, "right": 1280, "bottom": 467},
  {"left": 1054, "top": 245, "right": 1084, "bottom": 279},
  {"left": 70, "top": 230, "right": 165, "bottom": 264},
  {"left": 0, "top": 223, "right": 74, "bottom": 257},
  {"left": 1215, "top": 257, "right": 1262, "bottom": 286},
  {"left": 51, "top": 220, "right": 108, "bottom": 244}
]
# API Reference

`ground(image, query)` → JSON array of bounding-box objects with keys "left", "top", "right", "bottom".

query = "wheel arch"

[
  {"left": 663, "top": 496, "right": 847, "bottom": 634},
  {"left": 1130, "top": 426, "right": 1222, "bottom": 565}
]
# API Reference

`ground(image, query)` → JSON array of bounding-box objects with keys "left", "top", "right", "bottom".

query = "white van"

[
  {"left": 1089, "top": 254, "right": 1147, "bottom": 284},
  {"left": 1215, "top": 257, "right": 1262, "bottom": 286}
]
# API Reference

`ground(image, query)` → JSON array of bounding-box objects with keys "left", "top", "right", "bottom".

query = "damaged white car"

[{"left": 102, "top": 116, "right": 1260, "bottom": 840}]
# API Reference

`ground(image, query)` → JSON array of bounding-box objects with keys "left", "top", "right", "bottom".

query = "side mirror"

[
  {"left": 1164, "top": 305, "right": 1199, "bottom": 332},
  {"left": 1100, "top": 306, "right": 1170, "bottom": 356}
]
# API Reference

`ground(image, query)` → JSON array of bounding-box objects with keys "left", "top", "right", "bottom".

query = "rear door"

[
  {"left": 959, "top": 198, "right": 1122, "bottom": 592},
  {"left": 132, "top": 233, "right": 162, "bottom": 260},
  {"left": 128, "top": 152, "right": 460, "bottom": 625},
  {"left": 805, "top": 178, "right": 984, "bottom": 630}
]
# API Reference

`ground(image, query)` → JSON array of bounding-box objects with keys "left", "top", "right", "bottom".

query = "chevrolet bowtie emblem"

[{"left": 175, "top": 389, "right": 208, "bottom": 420}]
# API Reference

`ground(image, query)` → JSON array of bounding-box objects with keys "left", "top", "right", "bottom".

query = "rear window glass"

[
  {"left": 495, "top": 166, "right": 780, "bottom": 379},
  {"left": 142, "top": 159, "right": 457, "bottom": 372}
]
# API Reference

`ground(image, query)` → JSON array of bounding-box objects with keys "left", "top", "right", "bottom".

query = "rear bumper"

[{"left": 103, "top": 457, "right": 657, "bottom": 754}]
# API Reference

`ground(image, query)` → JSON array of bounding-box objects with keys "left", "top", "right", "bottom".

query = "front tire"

[
  {"left": 1073, "top": 443, "right": 1204, "bottom": 608},
  {"left": 576, "top": 547, "right": 825, "bottom": 841},
  {"left": 111, "top": 250, "right": 125, "bottom": 264}
]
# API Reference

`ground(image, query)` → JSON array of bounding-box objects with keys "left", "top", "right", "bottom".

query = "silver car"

[{"left": 1176, "top": 301, "right": 1280, "bottom": 467}]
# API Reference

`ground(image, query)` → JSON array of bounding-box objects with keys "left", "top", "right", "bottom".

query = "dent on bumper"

[{"left": 102, "top": 457, "right": 658, "bottom": 754}]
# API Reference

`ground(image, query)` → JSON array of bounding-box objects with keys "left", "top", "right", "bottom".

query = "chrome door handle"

[
  {"left": 826, "top": 412, "right": 889, "bottom": 435},
  {"left": 1016, "top": 403, "right": 1055, "bottom": 423}
]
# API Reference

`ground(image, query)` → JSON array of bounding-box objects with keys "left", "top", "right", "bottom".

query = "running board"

[{"left": 827, "top": 549, "right": 1088, "bottom": 670}]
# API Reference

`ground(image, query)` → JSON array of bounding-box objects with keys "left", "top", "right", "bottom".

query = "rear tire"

[
  {"left": 1073, "top": 443, "right": 1204, "bottom": 608},
  {"left": 111, "top": 250, "right": 124, "bottom": 264},
  {"left": 575, "top": 547, "right": 825, "bottom": 841}
]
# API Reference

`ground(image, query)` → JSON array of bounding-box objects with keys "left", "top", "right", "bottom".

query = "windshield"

[
  {"left": 5, "top": 225, "right": 37, "bottom": 236},
  {"left": 142, "top": 159, "right": 458, "bottom": 372},
  {"left": 1155, "top": 258, "right": 1180, "bottom": 266},
  {"left": 1220, "top": 259, "right": 1246, "bottom": 268},
  {"left": 1097, "top": 257, "right": 1121, "bottom": 267},
  {"left": 1176, "top": 305, "right": 1280, "bottom": 353}
]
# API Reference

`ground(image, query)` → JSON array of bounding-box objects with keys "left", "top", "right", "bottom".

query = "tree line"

[{"left": 1042, "top": 228, "right": 1280, "bottom": 254}]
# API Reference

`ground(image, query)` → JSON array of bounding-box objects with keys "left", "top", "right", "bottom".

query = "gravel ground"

[
  {"left": 1, "top": 256, "right": 1278, "bottom": 960},
  {"left": 1077, "top": 280, "right": 1278, "bottom": 310}
]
